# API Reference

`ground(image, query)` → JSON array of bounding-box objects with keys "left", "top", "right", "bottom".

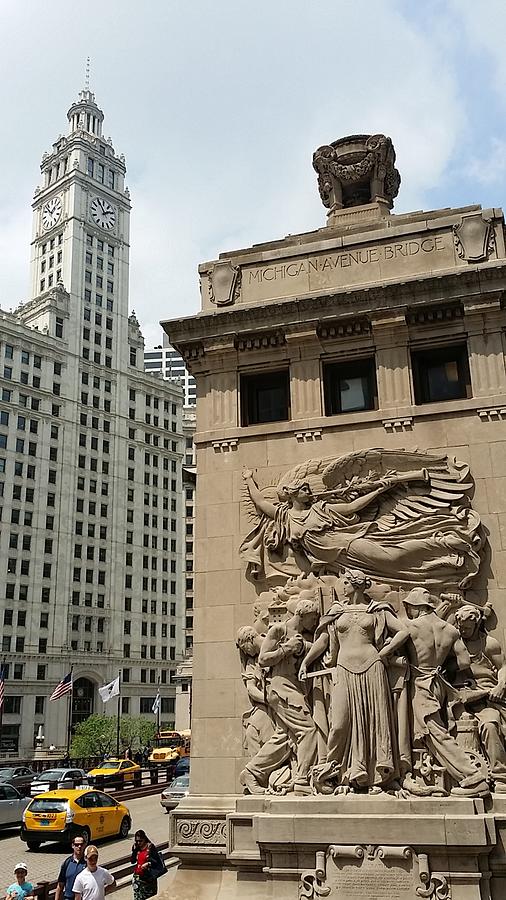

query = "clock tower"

[{"left": 30, "top": 88, "right": 131, "bottom": 359}]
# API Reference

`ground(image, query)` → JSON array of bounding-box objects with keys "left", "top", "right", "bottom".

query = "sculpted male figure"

[
  {"left": 239, "top": 593, "right": 319, "bottom": 795},
  {"left": 403, "top": 588, "right": 489, "bottom": 797},
  {"left": 454, "top": 605, "right": 506, "bottom": 792}
]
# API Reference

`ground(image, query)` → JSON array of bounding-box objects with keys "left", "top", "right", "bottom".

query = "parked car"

[
  {"left": 21, "top": 787, "right": 131, "bottom": 850},
  {"left": 174, "top": 757, "right": 190, "bottom": 777},
  {"left": 87, "top": 759, "right": 140, "bottom": 787},
  {"left": 30, "top": 768, "right": 88, "bottom": 796},
  {"left": 160, "top": 774, "right": 190, "bottom": 811},
  {"left": 0, "top": 783, "right": 31, "bottom": 826},
  {"left": 0, "top": 767, "right": 37, "bottom": 795}
]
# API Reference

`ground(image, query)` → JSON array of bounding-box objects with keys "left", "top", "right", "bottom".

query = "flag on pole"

[
  {"left": 50, "top": 671, "right": 73, "bottom": 702},
  {"left": 152, "top": 692, "right": 161, "bottom": 715},
  {"left": 0, "top": 667, "right": 5, "bottom": 711},
  {"left": 98, "top": 675, "right": 120, "bottom": 703}
]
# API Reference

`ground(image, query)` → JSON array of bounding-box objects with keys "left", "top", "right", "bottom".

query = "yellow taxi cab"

[
  {"left": 87, "top": 758, "right": 141, "bottom": 787},
  {"left": 21, "top": 788, "right": 131, "bottom": 850}
]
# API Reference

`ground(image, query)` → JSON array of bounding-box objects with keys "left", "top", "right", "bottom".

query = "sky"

[{"left": 1, "top": 0, "right": 506, "bottom": 348}]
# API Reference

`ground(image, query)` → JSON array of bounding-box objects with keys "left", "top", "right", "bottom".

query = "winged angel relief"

[{"left": 240, "top": 449, "right": 483, "bottom": 591}]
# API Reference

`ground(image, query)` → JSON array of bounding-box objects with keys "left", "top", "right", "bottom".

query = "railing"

[
  {"left": 24, "top": 766, "right": 177, "bottom": 799},
  {"left": 93, "top": 766, "right": 176, "bottom": 797},
  {"left": 26, "top": 845, "right": 179, "bottom": 900},
  {"left": 0, "top": 757, "right": 103, "bottom": 773}
]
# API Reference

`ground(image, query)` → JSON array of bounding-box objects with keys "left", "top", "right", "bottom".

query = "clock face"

[
  {"left": 42, "top": 196, "right": 62, "bottom": 230},
  {"left": 90, "top": 196, "right": 116, "bottom": 230}
]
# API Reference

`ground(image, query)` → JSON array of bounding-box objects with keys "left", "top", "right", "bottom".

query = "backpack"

[{"left": 149, "top": 849, "right": 167, "bottom": 880}]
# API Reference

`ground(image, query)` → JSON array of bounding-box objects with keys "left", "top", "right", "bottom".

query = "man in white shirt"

[{"left": 73, "top": 846, "right": 115, "bottom": 900}]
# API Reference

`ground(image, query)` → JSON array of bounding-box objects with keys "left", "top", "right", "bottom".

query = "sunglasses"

[{"left": 87, "top": 855, "right": 98, "bottom": 861}]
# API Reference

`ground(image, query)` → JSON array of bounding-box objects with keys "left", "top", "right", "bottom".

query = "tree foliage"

[{"left": 70, "top": 715, "right": 157, "bottom": 758}]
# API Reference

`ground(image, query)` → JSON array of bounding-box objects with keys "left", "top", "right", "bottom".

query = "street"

[{"left": 0, "top": 794, "right": 170, "bottom": 893}]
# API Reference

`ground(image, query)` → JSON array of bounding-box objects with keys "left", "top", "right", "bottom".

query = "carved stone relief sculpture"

[{"left": 238, "top": 449, "right": 505, "bottom": 800}]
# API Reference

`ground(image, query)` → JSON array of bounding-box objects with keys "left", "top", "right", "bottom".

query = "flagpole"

[
  {"left": 0, "top": 661, "right": 5, "bottom": 753},
  {"left": 157, "top": 672, "right": 161, "bottom": 733},
  {"left": 116, "top": 670, "right": 121, "bottom": 757},
  {"left": 66, "top": 666, "right": 74, "bottom": 760}
]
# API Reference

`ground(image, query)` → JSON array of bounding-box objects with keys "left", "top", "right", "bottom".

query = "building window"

[
  {"left": 323, "top": 358, "right": 377, "bottom": 416},
  {"left": 411, "top": 344, "right": 472, "bottom": 405},
  {"left": 240, "top": 369, "right": 290, "bottom": 426}
]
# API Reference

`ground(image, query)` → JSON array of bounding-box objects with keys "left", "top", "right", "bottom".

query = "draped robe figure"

[{"left": 240, "top": 450, "right": 483, "bottom": 592}]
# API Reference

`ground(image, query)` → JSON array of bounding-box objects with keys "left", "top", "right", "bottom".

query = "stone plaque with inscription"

[
  {"left": 330, "top": 858, "right": 413, "bottom": 900},
  {"left": 300, "top": 845, "right": 419, "bottom": 900}
]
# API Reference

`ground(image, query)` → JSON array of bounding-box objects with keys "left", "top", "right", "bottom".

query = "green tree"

[
  {"left": 119, "top": 716, "right": 156, "bottom": 752},
  {"left": 70, "top": 715, "right": 157, "bottom": 758},
  {"left": 70, "top": 714, "right": 116, "bottom": 758}
]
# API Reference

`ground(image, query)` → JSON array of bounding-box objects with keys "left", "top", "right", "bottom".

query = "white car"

[
  {"left": 30, "top": 768, "right": 88, "bottom": 796},
  {"left": 160, "top": 774, "right": 190, "bottom": 811}
]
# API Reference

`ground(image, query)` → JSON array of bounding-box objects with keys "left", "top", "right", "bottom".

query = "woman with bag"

[{"left": 131, "top": 830, "right": 166, "bottom": 900}]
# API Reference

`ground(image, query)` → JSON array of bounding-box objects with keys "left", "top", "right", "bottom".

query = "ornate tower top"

[
  {"left": 67, "top": 89, "right": 104, "bottom": 138},
  {"left": 313, "top": 133, "right": 401, "bottom": 226}
]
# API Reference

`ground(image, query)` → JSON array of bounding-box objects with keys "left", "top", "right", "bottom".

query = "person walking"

[
  {"left": 5, "top": 864, "right": 34, "bottom": 900},
  {"left": 73, "top": 846, "right": 115, "bottom": 900},
  {"left": 130, "top": 830, "right": 166, "bottom": 900},
  {"left": 55, "top": 836, "right": 87, "bottom": 900}
]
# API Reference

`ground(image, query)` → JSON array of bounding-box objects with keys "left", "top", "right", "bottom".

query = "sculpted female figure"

[
  {"left": 240, "top": 454, "right": 482, "bottom": 590},
  {"left": 301, "top": 570, "right": 409, "bottom": 793}
]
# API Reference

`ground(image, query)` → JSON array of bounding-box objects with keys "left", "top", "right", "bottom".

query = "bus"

[{"left": 148, "top": 729, "right": 191, "bottom": 766}]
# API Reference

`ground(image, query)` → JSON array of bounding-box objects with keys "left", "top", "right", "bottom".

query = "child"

[{"left": 5, "top": 863, "right": 34, "bottom": 900}]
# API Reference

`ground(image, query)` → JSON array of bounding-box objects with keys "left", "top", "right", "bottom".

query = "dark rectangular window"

[
  {"left": 240, "top": 369, "right": 290, "bottom": 426},
  {"left": 323, "top": 357, "right": 377, "bottom": 416},
  {"left": 411, "top": 344, "right": 471, "bottom": 405}
]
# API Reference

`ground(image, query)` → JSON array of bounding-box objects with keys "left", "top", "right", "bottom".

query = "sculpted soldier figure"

[
  {"left": 239, "top": 593, "right": 319, "bottom": 795},
  {"left": 403, "top": 588, "right": 489, "bottom": 797},
  {"left": 454, "top": 605, "right": 506, "bottom": 792}
]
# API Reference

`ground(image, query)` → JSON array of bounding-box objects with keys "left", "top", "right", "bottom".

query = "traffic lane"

[{"left": 0, "top": 794, "right": 168, "bottom": 890}]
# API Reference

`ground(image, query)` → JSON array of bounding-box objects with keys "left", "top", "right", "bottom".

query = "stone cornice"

[{"left": 163, "top": 263, "right": 506, "bottom": 354}]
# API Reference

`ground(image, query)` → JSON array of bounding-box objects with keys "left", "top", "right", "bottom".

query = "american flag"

[
  {"left": 0, "top": 667, "right": 5, "bottom": 712},
  {"left": 50, "top": 672, "right": 73, "bottom": 702}
]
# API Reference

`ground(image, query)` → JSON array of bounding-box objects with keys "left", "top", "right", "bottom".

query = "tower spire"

[{"left": 84, "top": 57, "right": 90, "bottom": 91}]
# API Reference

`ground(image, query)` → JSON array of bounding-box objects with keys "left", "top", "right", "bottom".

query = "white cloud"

[
  {"left": 1, "top": 0, "right": 502, "bottom": 344},
  {"left": 463, "top": 138, "right": 506, "bottom": 187}
]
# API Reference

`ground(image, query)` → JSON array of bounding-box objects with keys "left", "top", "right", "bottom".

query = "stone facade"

[
  {"left": 0, "top": 90, "right": 185, "bottom": 754},
  {"left": 162, "top": 134, "right": 506, "bottom": 898}
]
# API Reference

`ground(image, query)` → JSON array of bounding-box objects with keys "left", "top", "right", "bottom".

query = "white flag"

[
  {"left": 152, "top": 692, "right": 161, "bottom": 715},
  {"left": 98, "top": 675, "right": 120, "bottom": 703}
]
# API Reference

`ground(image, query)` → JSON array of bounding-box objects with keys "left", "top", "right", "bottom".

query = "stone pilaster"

[
  {"left": 371, "top": 310, "right": 412, "bottom": 411},
  {"left": 464, "top": 297, "right": 506, "bottom": 398},
  {"left": 285, "top": 324, "right": 323, "bottom": 420}
]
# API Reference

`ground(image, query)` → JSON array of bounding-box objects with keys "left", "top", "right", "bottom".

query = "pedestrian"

[
  {"left": 55, "top": 835, "right": 87, "bottom": 900},
  {"left": 73, "top": 846, "right": 115, "bottom": 900},
  {"left": 5, "top": 863, "right": 34, "bottom": 900},
  {"left": 130, "top": 830, "right": 166, "bottom": 900}
]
